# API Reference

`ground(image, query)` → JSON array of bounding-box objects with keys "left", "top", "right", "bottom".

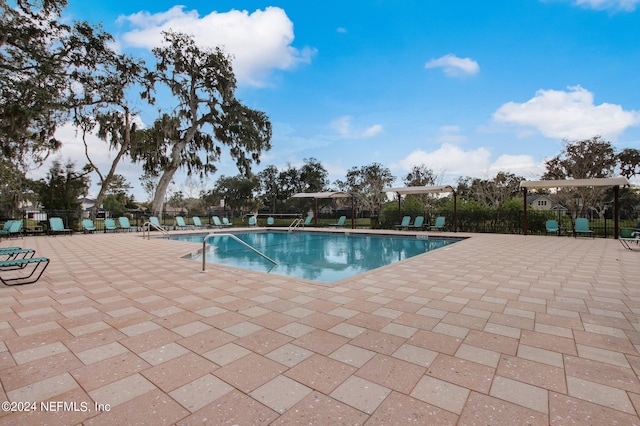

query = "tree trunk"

[
  {"left": 150, "top": 166, "right": 178, "bottom": 216},
  {"left": 150, "top": 139, "right": 187, "bottom": 215}
]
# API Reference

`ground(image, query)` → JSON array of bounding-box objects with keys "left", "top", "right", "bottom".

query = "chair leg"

[{"left": 0, "top": 258, "right": 49, "bottom": 286}]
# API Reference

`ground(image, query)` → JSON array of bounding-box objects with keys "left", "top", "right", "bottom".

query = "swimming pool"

[{"left": 173, "top": 231, "right": 461, "bottom": 283}]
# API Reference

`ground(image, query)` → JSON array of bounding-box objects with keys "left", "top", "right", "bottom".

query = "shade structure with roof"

[
  {"left": 382, "top": 185, "right": 458, "bottom": 232},
  {"left": 290, "top": 191, "right": 354, "bottom": 228},
  {"left": 520, "top": 176, "right": 630, "bottom": 238}
]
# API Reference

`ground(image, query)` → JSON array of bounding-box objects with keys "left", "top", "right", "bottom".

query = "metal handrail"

[
  {"left": 288, "top": 218, "right": 303, "bottom": 232},
  {"left": 143, "top": 221, "right": 170, "bottom": 239},
  {"left": 201, "top": 233, "right": 277, "bottom": 271}
]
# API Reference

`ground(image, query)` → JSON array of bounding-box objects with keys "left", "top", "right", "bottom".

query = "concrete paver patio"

[{"left": 1, "top": 228, "right": 640, "bottom": 425}]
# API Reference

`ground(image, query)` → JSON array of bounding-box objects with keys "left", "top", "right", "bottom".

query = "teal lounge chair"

[
  {"left": 49, "top": 217, "right": 71, "bottom": 235},
  {"left": 0, "top": 247, "right": 35, "bottom": 262},
  {"left": 149, "top": 216, "right": 168, "bottom": 231},
  {"left": 395, "top": 216, "right": 411, "bottom": 230},
  {"left": 212, "top": 216, "right": 223, "bottom": 228},
  {"left": 82, "top": 219, "right": 97, "bottom": 233},
  {"left": 428, "top": 216, "right": 445, "bottom": 231},
  {"left": 0, "top": 220, "right": 14, "bottom": 237},
  {"left": 175, "top": 216, "right": 189, "bottom": 230},
  {"left": 118, "top": 216, "right": 133, "bottom": 232},
  {"left": 267, "top": 217, "right": 275, "bottom": 226},
  {"left": 574, "top": 218, "right": 594, "bottom": 238},
  {"left": 104, "top": 218, "right": 117, "bottom": 232},
  {"left": 1, "top": 220, "right": 23, "bottom": 239},
  {"left": 619, "top": 228, "right": 640, "bottom": 250},
  {"left": 0, "top": 256, "right": 49, "bottom": 286},
  {"left": 410, "top": 216, "right": 425, "bottom": 230},
  {"left": 329, "top": 216, "right": 346, "bottom": 227},
  {"left": 545, "top": 219, "right": 559, "bottom": 235},
  {"left": 303, "top": 215, "right": 313, "bottom": 226},
  {"left": 192, "top": 216, "right": 204, "bottom": 229},
  {"left": 223, "top": 217, "right": 233, "bottom": 227},
  {"left": 248, "top": 216, "right": 257, "bottom": 227}
]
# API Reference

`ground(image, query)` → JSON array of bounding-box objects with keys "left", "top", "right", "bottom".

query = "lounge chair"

[
  {"left": 0, "top": 220, "right": 23, "bottom": 239},
  {"left": 212, "top": 216, "right": 223, "bottom": 228},
  {"left": 118, "top": 216, "right": 134, "bottom": 232},
  {"left": 395, "top": 216, "right": 411, "bottom": 230},
  {"left": 410, "top": 216, "right": 425, "bottom": 230},
  {"left": 175, "top": 216, "right": 189, "bottom": 230},
  {"left": 0, "top": 220, "right": 14, "bottom": 237},
  {"left": 248, "top": 216, "right": 257, "bottom": 227},
  {"left": 104, "top": 218, "right": 117, "bottom": 232},
  {"left": 49, "top": 217, "right": 71, "bottom": 235},
  {"left": 0, "top": 247, "right": 35, "bottom": 263},
  {"left": 329, "top": 216, "right": 346, "bottom": 227},
  {"left": 302, "top": 215, "right": 313, "bottom": 227},
  {"left": 0, "top": 256, "right": 49, "bottom": 286},
  {"left": 574, "top": 218, "right": 594, "bottom": 238},
  {"left": 223, "top": 217, "right": 233, "bottom": 227},
  {"left": 545, "top": 219, "right": 560, "bottom": 235},
  {"left": 82, "top": 219, "right": 97, "bottom": 233},
  {"left": 149, "top": 216, "right": 168, "bottom": 231},
  {"left": 267, "top": 217, "right": 275, "bottom": 226},
  {"left": 192, "top": 216, "right": 204, "bottom": 229},
  {"left": 619, "top": 228, "right": 640, "bottom": 250},
  {"left": 428, "top": 216, "right": 445, "bottom": 231}
]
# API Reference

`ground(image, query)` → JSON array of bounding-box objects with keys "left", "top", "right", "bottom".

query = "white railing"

[
  {"left": 143, "top": 221, "right": 170, "bottom": 239},
  {"left": 288, "top": 218, "right": 304, "bottom": 232},
  {"left": 201, "top": 233, "right": 277, "bottom": 271}
]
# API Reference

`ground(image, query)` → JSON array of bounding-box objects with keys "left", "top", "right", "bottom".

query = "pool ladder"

[
  {"left": 143, "top": 221, "right": 170, "bottom": 239},
  {"left": 288, "top": 218, "right": 304, "bottom": 232},
  {"left": 201, "top": 233, "right": 277, "bottom": 272}
]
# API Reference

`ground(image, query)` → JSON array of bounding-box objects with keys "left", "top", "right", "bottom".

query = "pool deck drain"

[{"left": 1, "top": 227, "right": 640, "bottom": 424}]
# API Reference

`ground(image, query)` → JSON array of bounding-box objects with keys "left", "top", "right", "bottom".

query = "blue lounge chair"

[
  {"left": 0, "top": 220, "right": 14, "bottom": 237},
  {"left": 329, "top": 216, "right": 346, "bottom": 227},
  {"left": 428, "top": 216, "right": 445, "bottom": 231},
  {"left": 267, "top": 217, "right": 275, "bottom": 226},
  {"left": 212, "top": 216, "right": 230, "bottom": 228},
  {"left": 248, "top": 216, "right": 257, "bottom": 227},
  {"left": 0, "top": 256, "right": 50, "bottom": 286},
  {"left": 192, "top": 216, "right": 204, "bottom": 229},
  {"left": 545, "top": 219, "right": 559, "bottom": 235},
  {"left": 0, "top": 220, "right": 23, "bottom": 239},
  {"left": 410, "top": 216, "right": 425, "bottom": 230},
  {"left": 175, "top": 216, "right": 189, "bottom": 230},
  {"left": 223, "top": 217, "right": 233, "bottom": 227},
  {"left": 574, "top": 218, "right": 594, "bottom": 238},
  {"left": 118, "top": 216, "right": 133, "bottom": 232},
  {"left": 302, "top": 215, "right": 313, "bottom": 226},
  {"left": 395, "top": 216, "right": 411, "bottom": 230},
  {"left": 104, "top": 218, "right": 117, "bottom": 232},
  {"left": 619, "top": 228, "right": 640, "bottom": 250},
  {"left": 49, "top": 217, "right": 71, "bottom": 235},
  {"left": 82, "top": 219, "right": 97, "bottom": 233},
  {"left": 0, "top": 247, "right": 35, "bottom": 263},
  {"left": 149, "top": 216, "right": 168, "bottom": 231}
]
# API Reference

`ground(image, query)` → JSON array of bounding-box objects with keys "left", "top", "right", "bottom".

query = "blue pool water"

[{"left": 173, "top": 231, "right": 461, "bottom": 283}]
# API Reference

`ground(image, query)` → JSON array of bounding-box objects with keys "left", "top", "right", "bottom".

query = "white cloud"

[
  {"left": 336, "top": 27, "right": 348, "bottom": 34},
  {"left": 330, "top": 116, "right": 383, "bottom": 139},
  {"left": 493, "top": 86, "right": 640, "bottom": 140},
  {"left": 432, "top": 125, "right": 467, "bottom": 144},
  {"left": 117, "top": 6, "right": 315, "bottom": 86},
  {"left": 394, "top": 143, "right": 543, "bottom": 182},
  {"left": 572, "top": 0, "right": 640, "bottom": 12},
  {"left": 425, "top": 54, "right": 479, "bottom": 77}
]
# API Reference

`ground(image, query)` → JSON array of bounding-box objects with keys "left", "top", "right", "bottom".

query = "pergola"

[
  {"left": 383, "top": 185, "right": 458, "bottom": 232},
  {"left": 290, "top": 191, "right": 354, "bottom": 228},
  {"left": 520, "top": 176, "right": 630, "bottom": 238}
]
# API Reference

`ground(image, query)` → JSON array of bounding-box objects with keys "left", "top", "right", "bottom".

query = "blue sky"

[{"left": 43, "top": 0, "right": 640, "bottom": 200}]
